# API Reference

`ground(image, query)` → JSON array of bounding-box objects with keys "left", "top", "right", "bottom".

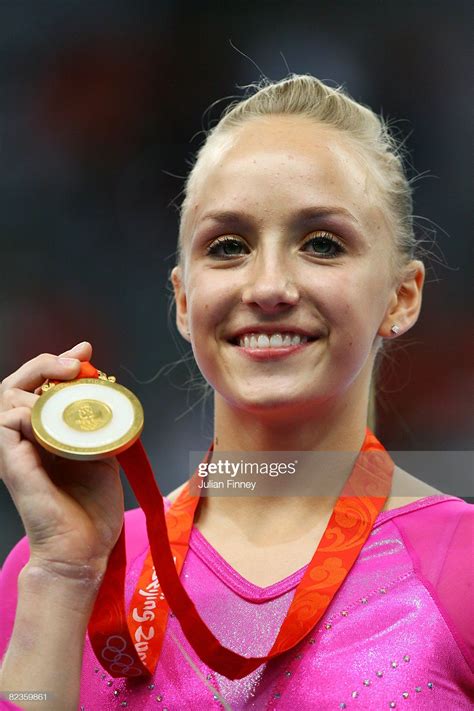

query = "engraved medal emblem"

[{"left": 63, "top": 399, "right": 113, "bottom": 432}]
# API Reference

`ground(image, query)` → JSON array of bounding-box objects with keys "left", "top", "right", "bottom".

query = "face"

[{"left": 172, "top": 115, "right": 421, "bottom": 418}]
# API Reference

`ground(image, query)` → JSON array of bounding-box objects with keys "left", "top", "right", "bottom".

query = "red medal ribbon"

[{"left": 55, "top": 363, "right": 394, "bottom": 680}]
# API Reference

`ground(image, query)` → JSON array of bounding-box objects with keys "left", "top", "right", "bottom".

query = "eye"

[
  {"left": 205, "top": 236, "right": 248, "bottom": 258},
  {"left": 204, "top": 231, "right": 346, "bottom": 260},
  {"left": 302, "top": 231, "right": 345, "bottom": 258}
]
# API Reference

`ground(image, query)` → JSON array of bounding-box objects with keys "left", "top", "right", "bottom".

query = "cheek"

[
  {"left": 307, "top": 271, "right": 363, "bottom": 323},
  {"left": 187, "top": 273, "right": 237, "bottom": 318},
  {"left": 186, "top": 282, "right": 233, "bottom": 347},
  {"left": 322, "top": 266, "right": 386, "bottom": 316},
  {"left": 312, "top": 271, "right": 378, "bottom": 352}
]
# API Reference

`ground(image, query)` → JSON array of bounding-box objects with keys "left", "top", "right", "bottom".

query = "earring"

[{"left": 390, "top": 324, "right": 400, "bottom": 335}]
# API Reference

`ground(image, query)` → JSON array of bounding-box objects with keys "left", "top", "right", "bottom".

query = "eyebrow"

[{"left": 197, "top": 206, "right": 361, "bottom": 228}]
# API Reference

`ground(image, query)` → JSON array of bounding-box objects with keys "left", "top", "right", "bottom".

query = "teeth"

[{"left": 237, "top": 332, "right": 309, "bottom": 349}]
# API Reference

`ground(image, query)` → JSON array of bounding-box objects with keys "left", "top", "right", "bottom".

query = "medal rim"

[{"left": 31, "top": 378, "right": 144, "bottom": 460}]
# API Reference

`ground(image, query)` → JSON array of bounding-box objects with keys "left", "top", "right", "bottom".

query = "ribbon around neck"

[{"left": 56, "top": 362, "right": 394, "bottom": 680}]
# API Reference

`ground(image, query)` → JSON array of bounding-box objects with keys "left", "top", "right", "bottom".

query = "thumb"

[{"left": 33, "top": 342, "right": 92, "bottom": 395}]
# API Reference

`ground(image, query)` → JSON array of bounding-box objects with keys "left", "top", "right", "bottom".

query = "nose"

[{"left": 240, "top": 245, "right": 300, "bottom": 311}]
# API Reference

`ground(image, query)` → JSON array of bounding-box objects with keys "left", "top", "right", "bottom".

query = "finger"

[
  {"left": 0, "top": 402, "right": 40, "bottom": 447},
  {"left": 0, "top": 388, "right": 54, "bottom": 479},
  {"left": 35, "top": 341, "right": 93, "bottom": 395},
  {"left": 0, "top": 407, "right": 57, "bottom": 498},
  {"left": 58, "top": 341, "right": 92, "bottom": 358},
  {"left": 1, "top": 352, "right": 83, "bottom": 394},
  {"left": 0, "top": 387, "right": 38, "bottom": 414}
]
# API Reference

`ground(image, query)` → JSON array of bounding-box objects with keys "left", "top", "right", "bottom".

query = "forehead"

[{"left": 188, "top": 115, "right": 389, "bottom": 236}]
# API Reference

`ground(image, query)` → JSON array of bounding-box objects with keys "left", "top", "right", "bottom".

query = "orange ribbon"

[{"left": 63, "top": 362, "right": 394, "bottom": 680}]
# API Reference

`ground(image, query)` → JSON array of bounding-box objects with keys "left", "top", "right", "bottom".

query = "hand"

[{"left": 0, "top": 342, "right": 124, "bottom": 582}]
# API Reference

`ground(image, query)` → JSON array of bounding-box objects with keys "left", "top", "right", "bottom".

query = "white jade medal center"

[{"left": 31, "top": 376, "right": 144, "bottom": 460}]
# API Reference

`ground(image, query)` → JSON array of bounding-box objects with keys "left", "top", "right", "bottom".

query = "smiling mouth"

[
  {"left": 226, "top": 336, "right": 320, "bottom": 362},
  {"left": 228, "top": 336, "right": 319, "bottom": 347}
]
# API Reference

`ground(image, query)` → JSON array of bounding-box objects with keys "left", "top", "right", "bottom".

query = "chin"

[{"left": 225, "top": 387, "right": 324, "bottom": 417}]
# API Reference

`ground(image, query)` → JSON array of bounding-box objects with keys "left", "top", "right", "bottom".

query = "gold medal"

[{"left": 31, "top": 370, "right": 144, "bottom": 460}]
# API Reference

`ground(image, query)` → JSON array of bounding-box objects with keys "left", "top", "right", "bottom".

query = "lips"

[{"left": 228, "top": 336, "right": 319, "bottom": 361}]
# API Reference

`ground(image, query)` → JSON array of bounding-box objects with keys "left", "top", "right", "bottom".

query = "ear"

[
  {"left": 170, "top": 265, "right": 191, "bottom": 342},
  {"left": 378, "top": 260, "right": 425, "bottom": 338}
]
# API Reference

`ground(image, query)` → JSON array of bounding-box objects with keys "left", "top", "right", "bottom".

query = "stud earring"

[{"left": 390, "top": 324, "right": 400, "bottom": 335}]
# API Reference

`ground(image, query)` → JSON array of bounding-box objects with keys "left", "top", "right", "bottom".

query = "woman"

[{"left": 0, "top": 75, "right": 472, "bottom": 710}]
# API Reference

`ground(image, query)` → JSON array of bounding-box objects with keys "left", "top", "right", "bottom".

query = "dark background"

[{"left": 1, "top": 1, "right": 472, "bottom": 564}]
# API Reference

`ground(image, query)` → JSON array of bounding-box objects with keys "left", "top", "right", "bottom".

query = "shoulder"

[
  {"left": 390, "top": 490, "right": 473, "bottom": 544},
  {"left": 393, "top": 465, "right": 445, "bottom": 496},
  {"left": 391, "top": 495, "right": 474, "bottom": 672},
  {"left": 382, "top": 465, "right": 446, "bottom": 512},
  {"left": 390, "top": 494, "right": 473, "bottom": 598}
]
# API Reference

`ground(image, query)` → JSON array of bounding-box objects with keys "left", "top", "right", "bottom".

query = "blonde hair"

[
  {"left": 178, "top": 74, "right": 418, "bottom": 273},
  {"left": 174, "top": 73, "right": 425, "bottom": 432}
]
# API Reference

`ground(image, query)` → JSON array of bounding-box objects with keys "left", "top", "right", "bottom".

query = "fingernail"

[
  {"left": 58, "top": 357, "right": 80, "bottom": 367},
  {"left": 69, "top": 341, "right": 88, "bottom": 353}
]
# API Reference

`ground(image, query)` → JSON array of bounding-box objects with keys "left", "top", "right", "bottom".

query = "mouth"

[
  {"left": 228, "top": 336, "right": 318, "bottom": 350},
  {"left": 227, "top": 335, "right": 320, "bottom": 360}
]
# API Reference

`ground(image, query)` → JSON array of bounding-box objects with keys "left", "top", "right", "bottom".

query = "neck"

[
  {"left": 195, "top": 390, "right": 371, "bottom": 534},
  {"left": 213, "top": 391, "right": 368, "bottom": 453}
]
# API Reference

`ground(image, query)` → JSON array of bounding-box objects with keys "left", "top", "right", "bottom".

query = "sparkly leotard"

[{"left": 1, "top": 495, "right": 473, "bottom": 709}]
